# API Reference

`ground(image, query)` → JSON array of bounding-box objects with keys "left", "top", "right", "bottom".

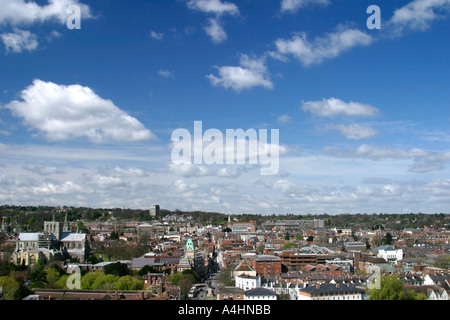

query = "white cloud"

[
  {"left": 329, "top": 123, "right": 379, "bottom": 140},
  {"left": 23, "top": 165, "right": 66, "bottom": 176},
  {"left": 0, "top": 0, "right": 93, "bottom": 53},
  {"left": 1, "top": 28, "right": 38, "bottom": 53},
  {"left": 186, "top": 0, "right": 239, "bottom": 43},
  {"left": 388, "top": 0, "right": 450, "bottom": 35},
  {"left": 281, "top": 0, "right": 330, "bottom": 13},
  {"left": 158, "top": 70, "right": 174, "bottom": 78},
  {"left": 32, "top": 180, "right": 87, "bottom": 196},
  {"left": 276, "top": 114, "right": 292, "bottom": 125},
  {"left": 301, "top": 98, "right": 380, "bottom": 118},
  {"left": 323, "top": 144, "right": 429, "bottom": 160},
  {"left": 150, "top": 30, "right": 164, "bottom": 40},
  {"left": 274, "top": 27, "right": 373, "bottom": 66},
  {"left": 204, "top": 18, "right": 227, "bottom": 43},
  {"left": 0, "top": 0, "right": 92, "bottom": 26},
  {"left": 207, "top": 54, "right": 273, "bottom": 91},
  {"left": 187, "top": 0, "right": 239, "bottom": 16},
  {"left": 5, "top": 79, "right": 154, "bottom": 143}
]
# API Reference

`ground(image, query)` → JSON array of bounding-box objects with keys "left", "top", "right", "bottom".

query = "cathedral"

[{"left": 11, "top": 213, "right": 90, "bottom": 266}]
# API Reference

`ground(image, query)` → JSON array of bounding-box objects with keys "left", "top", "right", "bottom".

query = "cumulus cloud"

[
  {"left": 186, "top": 0, "right": 239, "bottom": 15},
  {"left": 273, "top": 27, "right": 373, "bottom": 66},
  {"left": 186, "top": 0, "right": 239, "bottom": 43},
  {"left": 5, "top": 79, "right": 154, "bottom": 143},
  {"left": 207, "top": 54, "right": 273, "bottom": 91},
  {"left": 387, "top": 0, "right": 450, "bottom": 35},
  {"left": 281, "top": 0, "right": 330, "bottom": 13},
  {"left": 0, "top": 0, "right": 92, "bottom": 26},
  {"left": 301, "top": 98, "right": 380, "bottom": 118},
  {"left": 1, "top": 28, "right": 38, "bottom": 53},
  {"left": 32, "top": 180, "right": 87, "bottom": 196},
  {"left": 0, "top": 0, "right": 93, "bottom": 53}
]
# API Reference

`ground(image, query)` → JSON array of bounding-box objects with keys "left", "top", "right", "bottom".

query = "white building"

[
  {"left": 297, "top": 283, "right": 364, "bottom": 300},
  {"left": 235, "top": 274, "right": 261, "bottom": 291},
  {"left": 376, "top": 246, "right": 403, "bottom": 264},
  {"left": 244, "top": 287, "right": 277, "bottom": 300}
]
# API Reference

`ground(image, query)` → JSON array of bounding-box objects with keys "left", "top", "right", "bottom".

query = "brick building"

[{"left": 252, "top": 255, "right": 282, "bottom": 277}]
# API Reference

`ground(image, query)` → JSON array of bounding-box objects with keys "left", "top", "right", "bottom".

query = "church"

[
  {"left": 11, "top": 214, "right": 90, "bottom": 266},
  {"left": 177, "top": 238, "right": 206, "bottom": 276}
]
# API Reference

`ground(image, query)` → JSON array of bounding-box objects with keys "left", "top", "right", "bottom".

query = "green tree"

[
  {"left": 217, "top": 265, "right": 234, "bottom": 287},
  {"left": 46, "top": 268, "right": 61, "bottom": 289},
  {"left": 167, "top": 272, "right": 184, "bottom": 286},
  {"left": 182, "top": 269, "right": 199, "bottom": 283},
  {"left": 81, "top": 271, "right": 104, "bottom": 289},
  {"left": 115, "top": 275, "right": 143, "bottom": 290},
  {"left": 404, "top": 289, "right": 427, "bottom": 300},
  {"left": 92, "top": 274, "right": 119, "bottom": 290},
  {"left": 0, "top": 276, "right": 19, "bottom": 300},
  {"left": 104, "top": 262, "right": 129, "bottom": 277},
  {"left": 283, "top": 242, "right": 298, "bottom": 249},
  {"left": 55, "top": 274, "right": 70, "bottom": 289},
  {"left": 383, "top": 233, "right": 393, "bottom": 245},
  {"left": 28, "top": 264, "right": 47, "bottom": 289},
  {"left": 433, "top": 255, "right": 450, "bottom": 270},
  {"left": 368, "top": 275, "right": 404, "bottom": 300},
  {"left": 179, "top": 277, "right": 194, "bottom": 300}
]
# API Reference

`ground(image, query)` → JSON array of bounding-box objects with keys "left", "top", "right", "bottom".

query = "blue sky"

[{"left": 0, "top": 0, "right": 449, "bottom": 214}]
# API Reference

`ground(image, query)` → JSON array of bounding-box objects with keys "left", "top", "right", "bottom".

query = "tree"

[
  {"left": 0, "top": 276, "right": 19, "bottom": 300},
  {"left": 167, "top": 272, "right": 184, "bottom": 286},
  {"left": 367, "top": 275, "right": 404, "bottom": 300},
  {"left": 92, "top": 274, "right": 118, "bottom": 290},
  {"left": 104, "top": 262, "right": 129, "bottom": 277},
  {"left": 179, "top": 277, "right": 194, "bottom": 300},
  {"left": 283, "top": 242, "right": 298, "bottom": 249},
  {"left": 404, "top": 289, "right": 427, "bottom": 300},
  {"left": 81, "top": 271, "right": 104, "bottom": 289},
  {"left": 383, "top": 233, "right": 393, "bottom": 245},
  {"left": 28, "top": 264, "right": 47, "bottom": 289},
  {"left": 115, "top": 275, "right": 143, "bottom": 290},
  {"left": 46, "top": 268, "right": 61, "bottom": 289},
  {"left": 182, "top": 269, "right": 199, "bottom": 283},
  {"left": 217, "top": 265, "right": 234, "bottom": 287}
]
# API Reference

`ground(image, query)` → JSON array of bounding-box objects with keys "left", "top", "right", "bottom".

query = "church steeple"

[{"left": 63, "top": 211, "right": 69, "bottom": 232}]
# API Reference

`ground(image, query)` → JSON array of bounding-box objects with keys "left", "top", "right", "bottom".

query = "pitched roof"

[
  {"left": 131, "top": 258, "right": 155, "bottom": 269},
  {"left": 245, "top": 287, "right": 277, "bottom": 296},
  {"left": 300, "top": 283, "right": 363, "bottom": 295}
]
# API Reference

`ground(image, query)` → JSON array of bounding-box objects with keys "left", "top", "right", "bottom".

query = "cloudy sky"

[{"left": 0, "top": 0, "right": 449, "bottom": 214}]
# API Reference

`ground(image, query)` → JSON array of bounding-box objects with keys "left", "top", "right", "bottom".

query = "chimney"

[
  {"left": 336, "top": 283, "right": 340, "bottom": 288},
  {"left": 316, "top": 284, "right": 320, "bottom": 289}
]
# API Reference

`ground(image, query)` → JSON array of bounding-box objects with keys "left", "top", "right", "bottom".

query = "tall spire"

[{"left": 63, "top": 211, "right": 69, "bottom": 232}]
